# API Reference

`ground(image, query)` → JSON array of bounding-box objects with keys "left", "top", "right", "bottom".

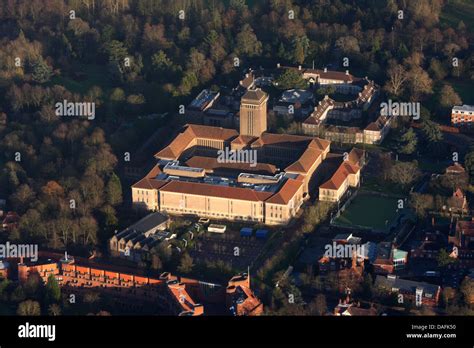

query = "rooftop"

[
  {"left": 241, "top": 88, "right": 268, "bottom": 104},
  {"left": 375, "top": 275, "right": 440, "bottom": 297},
  {"left": 189, "top": 89, "right": 220, "bottom": 111},
  {"left": 452, "top": 105, "right": 474, "bottom": 112}
]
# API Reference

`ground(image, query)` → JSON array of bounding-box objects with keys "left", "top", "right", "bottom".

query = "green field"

[
  {"left": 441, "top": 0, "right": 474, "bottom": 30},
  {"left": 49, "top": 64, "right": 113, "bottom": 94},
  {"left": 333, "top": 192, "right": 403, "bottom": 232}
]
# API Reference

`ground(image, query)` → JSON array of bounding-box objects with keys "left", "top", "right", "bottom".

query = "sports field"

[{"left": 333, "top": 192, "right": 403, "bottom": 232}]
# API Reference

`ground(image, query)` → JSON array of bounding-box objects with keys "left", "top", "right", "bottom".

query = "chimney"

[
  {"left": 345, "top": 70, "right": 349, "bottom": 75},
  {"left": 324, "top": 67, "right": 327, "bottom": 73},
  {"left": 298, "top": 65, "right": 302, "bottom": 71},
  {"left": 245, "top": 73, "right": 249, "bottom": 78}
]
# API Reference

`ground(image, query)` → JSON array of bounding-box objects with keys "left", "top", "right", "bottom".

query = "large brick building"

[
  {"left": 451, "top": 105, "right": 474, "bottom": 126},
  {"left": 14, "top": 254, "right": 262, "bottom": 316},
  {"left": 132, "top": 99, "right": 331, "bottom": 225},
  {"left": 318, "top": 148, "right": 364, "bottom": 202},
  {"left": 375, "top": 275, "right": 441, "bottom": 307}
]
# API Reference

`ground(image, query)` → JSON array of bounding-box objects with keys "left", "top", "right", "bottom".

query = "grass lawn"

[
  {"left": 50, "top": 64, "right": 113, "bottom": 94},
  {"left": 333, "top": 192, "right": 403, "bottom": 232},
  {"left": 441, "top": 0, "right": 474, "bottom": 30}
]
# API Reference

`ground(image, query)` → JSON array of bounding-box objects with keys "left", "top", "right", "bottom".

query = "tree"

[
  {"left": 389, "top": 161, "right": 421, "bottom": 188},
  {"left": 442, "top": 287, "right": 456, "bottom": 308},
  {"left": 293, "top": 40, "right": 305, "bottom": 65},
  {"left": 109, "top": 88, "right": 125, "bottom": 103},
  {"left": 439, "top": 85, "right": 462, "bottom": 111},
  {"left": 300, "top": 202, "right": 332, "bottom": 233},
  {"left": 106, "top": 173, "right": 122, "bottom": 206},
  {"left": 10, "top": 184, "right": 35, "bottom": 213},
  {"left": 17, "top": 300, "right": 41, "bottom": 316},
  {"left": 83, "top": 291, "right": 100, "bottom": 304},
  {"left": 31, "top": 58, "right": 53, "bottom": 83},
  {"left": 335, "top": 36, "right": 360, "bottom": 54},
  {"left": 460, "top": 278, "right": 474, "bottom": 306},
  {"left": 235, "top": 24, "right": 262, "bottom": 57},
  {"left": 384, "top": 63, "right": 407, "bottom": 97},
  {"left": 437, "top": 248, "right": 457, "bottom": 267},
  {"left": 429, "top": 58, "right": 447, "bottom": 80},
  {"left": 421, "top": 120, "right": 443, "bottom": 142},
  {"left": 396, "top": 128, "right": 418, "bottom": 155},
  {"left": 48, "top": 303, "right": 62, "bottom": 316},
  {"left": 465, "top": 151, "right": 474, "bottom": 183},
  {"left": 151, "top": 50, "right": 173, "bottom": 73},
  {"left": 407, "top": 66, "right": 433, "bottom": 100},
  {"left": 421, "top": 119, "right": 445, "bottom": 156},
  {"left": 275, "top": 69, "right": 307, "bottom": 90},
  {"left": 308, "top": 294, "right": 327, "bottom": 316},
  {"left": 292, "top": 36, "right": 309, "bottom": 65},
  {"left": 105, "top": 40, "right": 128, "bottom": 63},
  {"left": 360, "top": 273, "right": 374, "bottom": 299},
  {"left": 410, "top": 193, "right": 434, "bottom": 218},
  {"left": 151, "top": 254, "right": 162, "bottom": 270},
  {"left": 177, "top": 253, "right": 194, "bottom": 274},
  {"left": 45, "top": 274, "right": 61, "bottom": 303}
]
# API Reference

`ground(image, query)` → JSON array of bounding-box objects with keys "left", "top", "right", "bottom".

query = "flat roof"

[{"left": 453, "top": 105, "right": 474, "bottom": 112}]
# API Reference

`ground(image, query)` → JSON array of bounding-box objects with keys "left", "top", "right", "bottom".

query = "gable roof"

[
  {"left": 266, "top": 179, "right": 303, "bottom": 205},
  {"left": 132, "top": 178, "right": 169, "bottom": 190},
  {"left": 285, "top": 147, "right": 323, "bottom": 173},
  {"left": 154, "top": 124, "right": 239, "bottom": 160},
  {"left": 320, "top": 162, "right": 360, "bottom": 190}
]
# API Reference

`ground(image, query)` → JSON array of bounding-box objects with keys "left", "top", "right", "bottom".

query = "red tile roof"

[
  {"left": 132, "top": 178, "right": 169, "bottom": 190},
  {"left": 154, "top": 124, "right": 238, "bottom": 160},
  {"left": 266, "top": 178, "right": 303, "bottom": 204},
  {"left": 320, "top": 162, "right": 359, "bottom": 190},
  {"left": 285, "top": 147, "right": 322, "bottom": 173}
]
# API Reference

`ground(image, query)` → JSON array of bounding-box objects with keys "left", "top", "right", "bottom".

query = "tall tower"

[{"left": 239, "top": 88, "right": 269, "bottom": 137}]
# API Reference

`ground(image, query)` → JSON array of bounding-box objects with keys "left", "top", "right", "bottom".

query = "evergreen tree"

[
  {"left": 106, "top": 173, "right": 122, "bottom": 206},
  {"left": 31, "top": 58, "right": 52, "bottom": 83},
  {"left": 45, "top": 274, "right": 61, "bottom": 303}
]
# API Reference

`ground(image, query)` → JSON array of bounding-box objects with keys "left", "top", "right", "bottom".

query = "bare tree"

[{"left": 384, "top": 62, "right": 407, "bottom": 97}]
